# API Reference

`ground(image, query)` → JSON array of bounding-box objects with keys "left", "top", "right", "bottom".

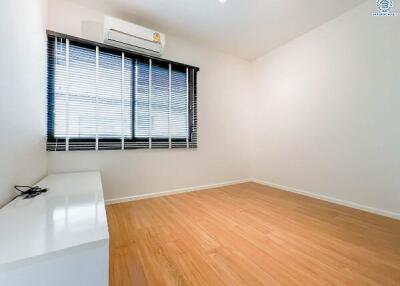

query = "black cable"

[{"left": 10, "top": 185, "right": 48, "bottom": 202}]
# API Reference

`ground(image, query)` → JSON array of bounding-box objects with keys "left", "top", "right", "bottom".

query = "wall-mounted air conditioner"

[{"left": 104, "top": 16, "right": 166, "bottom": 57}]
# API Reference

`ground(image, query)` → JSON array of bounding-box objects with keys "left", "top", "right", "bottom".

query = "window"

[{"left": 47, "top": 33, "right": 198, "bottom": 151}]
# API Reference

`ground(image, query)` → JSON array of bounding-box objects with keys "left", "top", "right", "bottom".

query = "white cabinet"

[{"left": 0, "top": 172, "right": 109, "bottom": 286}]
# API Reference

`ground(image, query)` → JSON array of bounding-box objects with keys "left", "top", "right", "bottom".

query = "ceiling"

[{"left": 67, "top": 0, "right": 367, "bottom": 60}]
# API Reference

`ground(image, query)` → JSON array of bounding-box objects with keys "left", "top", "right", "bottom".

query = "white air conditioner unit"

[{"left": 104, "top": 16, "right": 166, "bottom": 57}]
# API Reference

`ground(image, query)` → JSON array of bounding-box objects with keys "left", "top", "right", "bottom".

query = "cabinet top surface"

[{"left": 0, "top": 172, "right": 109, "bottom": 267}]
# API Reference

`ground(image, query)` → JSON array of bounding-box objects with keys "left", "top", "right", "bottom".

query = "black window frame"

[{"left": 47, "top": 30, "right": 199, "bottom": 151}]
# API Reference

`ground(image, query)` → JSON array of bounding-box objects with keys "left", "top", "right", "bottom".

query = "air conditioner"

[{"left": 104, "top": 16, "right": 166, "bottom": 57}]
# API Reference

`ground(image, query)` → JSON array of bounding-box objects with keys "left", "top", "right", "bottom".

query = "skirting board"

[
  {"left": 105, "top": 177, "right": 399, "bottom": 220},
  {"left": 252, "top": 178, "right": 400, "bottom": 220},
  {"left": 105, "top": 179, "right": 251, "bottom": 205}
]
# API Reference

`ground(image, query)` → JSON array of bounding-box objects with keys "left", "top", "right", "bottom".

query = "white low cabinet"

[{"left": 0, "top": 172, "right": 109, "bottom": 286}]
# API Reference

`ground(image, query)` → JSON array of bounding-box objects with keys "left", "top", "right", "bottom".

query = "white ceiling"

[{"left": 67, "top": 0, "right": 367, "bottom": 60}]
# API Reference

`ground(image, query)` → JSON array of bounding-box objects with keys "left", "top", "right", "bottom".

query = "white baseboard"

[
  {"left": 105, "top": 177, "right": 399, "bottom": 220},
  {"left": 105, "top": 179, "right": 251, "bottom": 205},
  {"left": 252, "top": 178, "right": 400, "bottom": 220}
]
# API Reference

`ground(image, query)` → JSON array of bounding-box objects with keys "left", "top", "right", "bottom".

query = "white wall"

[
  {"left": 46, "top": 0, "right": 253, "bottom": 201},
  {"left": 252, "top": 1, "right": 400, "bottom": 216},
  {"left": 46, "top": 0, "right": 399, "bottom": 217},
  {"left": 0, "top": 0, "right": 48, "bottom": 207}
]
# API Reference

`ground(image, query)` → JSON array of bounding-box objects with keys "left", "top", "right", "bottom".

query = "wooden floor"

[{"left": 107, "top": 183, "right": 400, "bottom": 286}]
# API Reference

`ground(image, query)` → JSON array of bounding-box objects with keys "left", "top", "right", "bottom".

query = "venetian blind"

[{"left": 47, "top": 33, "right": 198, "bottom": 151}]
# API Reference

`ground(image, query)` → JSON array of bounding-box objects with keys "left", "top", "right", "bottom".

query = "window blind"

[{"left": 47, "top": 33, "right": 198, "bottom": 151}]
